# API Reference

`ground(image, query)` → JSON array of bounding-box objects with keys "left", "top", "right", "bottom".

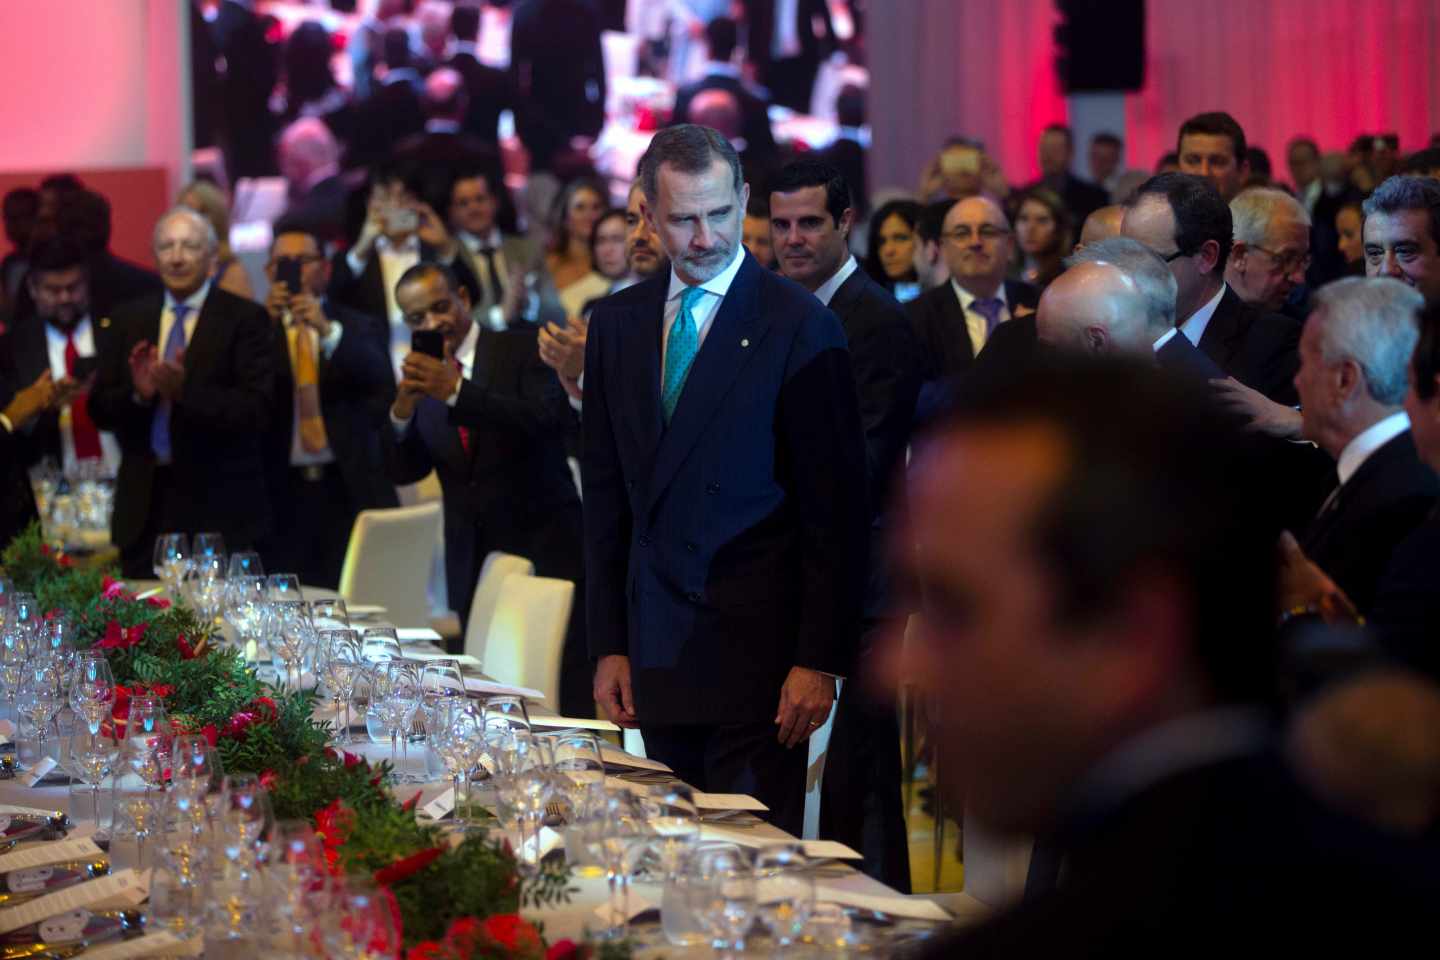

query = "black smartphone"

[
  {"left": 411, "top": 329, "right": 445, "bottom": 359},
  {"left": 70, "top": 356, "right": 99, "bottom": 381},
  {"left": 276, "top": 257, "right": 303, "bottom": 295}
]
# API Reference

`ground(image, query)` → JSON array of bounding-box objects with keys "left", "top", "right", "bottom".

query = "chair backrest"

[
  {"left": 482, "top": 573, "right": 574, "bottom": 714},
  {"left": 463, "top": 551, "right": 535, "bottom": 664},
  {"left": 337, "top": 502, "right": 443, "bottom": 628}
]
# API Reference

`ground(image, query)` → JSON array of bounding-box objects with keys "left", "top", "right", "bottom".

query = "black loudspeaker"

[{"left": 1054, "top": 0, "right": 1146, "bottom": 93}]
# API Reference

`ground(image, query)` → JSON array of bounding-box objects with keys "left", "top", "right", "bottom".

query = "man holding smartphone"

[
  {"left": 261, "top": 226, "right": 397, "bottom": 588},
  {"left": 384, "top": 262, "right": 590, "bottom": 714},
  {"left": 3, "top": 236, "right": 121, "bottom": 476}
]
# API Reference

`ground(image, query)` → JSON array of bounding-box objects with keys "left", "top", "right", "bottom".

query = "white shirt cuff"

[
  {"left": 345, "top": 249, "right": 367, "bottom": 278},
  {"left": 445, "top": 377, "right": 464, "bottom": 407},
  {"left": 319, "top": 321, "right": 344, "bottom": 358},
  {"left": 390, "top": 410, "right": 413, "bottom": 436}
]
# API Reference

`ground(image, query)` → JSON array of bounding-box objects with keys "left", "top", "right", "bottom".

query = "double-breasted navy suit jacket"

[{"left": 582, "top": 252, "right": 869, "bottom": 726}]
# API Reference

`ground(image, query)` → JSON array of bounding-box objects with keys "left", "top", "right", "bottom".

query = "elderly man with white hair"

[
  {"left": 1225, "top": 187, "right": 1312, "bottom": 312},
  {"left": 90, "top": 206, "right": 277, "bottom": 578},
  {"left": 277, "top": 117, "right": 349, "bottom": 247}
]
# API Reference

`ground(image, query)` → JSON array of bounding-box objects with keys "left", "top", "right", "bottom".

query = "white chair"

[
  {"left": 481, "top": 574, "right": 574, "bottom": 714},
  {"left": 463, "top": 551, "right": 535, "bottom": 665},
  {"left": 802, "top": 678, "right": 842, "bottom": 840},
  {"left": 337, "top": 502, "right": 442, "bottom": 629}
]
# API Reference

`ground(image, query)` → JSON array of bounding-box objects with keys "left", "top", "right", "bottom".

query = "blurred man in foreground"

[{"left": 892, "top": 356, "right": 1438, "bottom": 955}]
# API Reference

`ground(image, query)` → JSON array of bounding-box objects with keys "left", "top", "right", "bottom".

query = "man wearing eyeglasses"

[
  {"left": 906, "top": 196, "right": 1039, "bottom": 420},
  {"left": 259, "top": 226, "right": 398, "bottom": 589},
  {"left": 1123, "top": 173, "right": 1301, "bottom": 406},
  {"left": 1225, "top": 188, "right": 1312, "bottom": 313}
]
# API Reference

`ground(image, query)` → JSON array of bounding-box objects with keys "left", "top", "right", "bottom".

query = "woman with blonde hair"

[{"left": 177, "top": 180, "right": 254, "bottom": 299}]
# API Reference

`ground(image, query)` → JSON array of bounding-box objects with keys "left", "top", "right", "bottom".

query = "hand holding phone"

[
  {"left": 411, "top": 328, "right": 445, "bottom": 359},
  {"left": 276, "top": 257, "right": 303, "bottom": 296}
]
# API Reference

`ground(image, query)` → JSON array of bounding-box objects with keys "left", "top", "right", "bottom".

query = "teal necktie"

[{"left": 662, "top": 286, "right": 705, "bottom": 422}]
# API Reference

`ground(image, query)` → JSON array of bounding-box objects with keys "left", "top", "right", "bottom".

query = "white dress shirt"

[
  {"left": 390, "top": 320, "right": 481, "bottom": 436},
  {"left": 661, "top": 244, "right": 746, "bottom": 383},
  {"left": 951, "top": 279, "right": 1010, "bottom": 356},
  {"left": 813, "top": 255, "right": 857, "bottom": 307},
  {"left": 348, "top": 235, "right": 422, "bottom": 377},
  {"left": 1336, "top": 411, "right": 1411, "bottom": 486},
  {"left": 1151, "top": 326, "right": 1179, "bottom": 353},
  {"left": 1179, "top": 283, "right": 1226, "bottom": 348},
  {"left": 42, "top": 317, "right": 121, "bottom": 475}
]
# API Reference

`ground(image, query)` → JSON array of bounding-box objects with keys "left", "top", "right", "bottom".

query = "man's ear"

[
  {"left": 1197, "top": 237, "right": 1223, "bottom": 276},
  {"left": 838, "top": 206, "right": 856, "bottom": 239},
  {"left": 1083, "top": 325, "right": 1108, "bottom": 353}
]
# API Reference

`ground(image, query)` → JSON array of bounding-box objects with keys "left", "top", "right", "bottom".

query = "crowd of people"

[{"left": 4, "top": 0, "right": 1440, "bottom": 945}]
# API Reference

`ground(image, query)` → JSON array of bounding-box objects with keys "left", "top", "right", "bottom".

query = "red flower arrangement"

[{"left": 405, "top": 914, "right": 550, "bottom": 960}]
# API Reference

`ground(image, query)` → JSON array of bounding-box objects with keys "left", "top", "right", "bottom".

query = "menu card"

[{"left": 0, "top": 869, "right": 147, "bottom": 935}]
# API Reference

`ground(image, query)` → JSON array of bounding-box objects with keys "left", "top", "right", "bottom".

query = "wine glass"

[
  {"left": 266, "top": 573, "right": 303, "bottom": 602},
  {"left": 184, "top": 568, "right": 225, "bottom": 627},
  {"left": 309, "top": 598, "right": 349, "bottom": 631},
  {"left": 418, "top": 658, "right": 467, "bottom": 733},
  {"left": 17, "top": 660, "right": 64, "bottom": 770},
  {"left": 686, "top": 844, "right": 756, "bottom": 958},
  {"left": 170, "top": 734, "right": 219, "bottom": 805},
  {"left": 154, "top": 534, "right": 191, "bottom": 596},
  {"left": 755, "top": 844, "right": 815, "bottom": 950},
  {"left": 159, "top": 788, "right": 212, "bottom": 890},
  {"left": 193, "top": 532, "right": 226, "bottom": 564},
  {"left": 11, "top": 592, "right": 38, "bottom": 649},
  {"left": 68, "top": 725, "right": 119, "bottom": 833},
  {"left": 69, "top": 653, "right": 116, "bottom": 732},
  {"left": 547, "top": 730, "right": 606, "bottom": 817},
  {"left": 220, "top": 773, "right": 273, "bottom": 877},
  {"left": 359, "top": 627, "right": 402, "bottom": 663},
  {"left": 223, "top": 575, "right": 266, "bottom": 655},
  {"left": 483, "top": 695, "right": 531, "bottom": 736},
  {"left": 271, "top": 600, "right": 314, "bottom": 690},
  {"left": 372, "top": 661, "right": 420, "bottom": 780},
  {"left": 581, "top": 787, "right": 652, "bottom": 938},
  {"left": 431, "top": 699, "right": 485, "bottom": 820},
  {"left": 227, "top": 551, "right": 263, "bottom": 579},
  {"left": 0, "top": 630, "right": 28, "bottom": 725},
  {"left": 318, "top": 629, "right": 362, "bottom": 745},
  {"left": 0, "top": 575, "right": 12, "bottom": 629}
]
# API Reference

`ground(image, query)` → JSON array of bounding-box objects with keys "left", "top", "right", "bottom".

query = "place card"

[
  {"left": 0, "top": 804, "right": 66, "bottom": 820},
  {"left": 462, "top": 677, "right": 546, "bottom": 700},
  {"left": 81, "top": 930, "right": 191, "bottom": 960},
  {"left": 19, "top": 757, "right": 57, "bottom": 788},
  {"left": 693, "top": 793, "right": 768, "bottom": 812},
  {"left": 592, "top": 889, "right": 655, "bottom": 926},
  {"left": 598, "top": 745, "right": 672, "bottom": 774},
  {"left": 0, "top": 836, "right": 104, "bottom": 872},
  {"left": 813, "top": 884, "right": 953, "bottom": 922},
  {"left": 528, "top": 715, "right": 620, "bottom": 733},
  {"left": 0, "top": 869, "right": 147, "bottom": 934},
  {"left": 396, "top": 628, "right": 443, "bottom": 644},
  {"left": 695, "top": 825, "right": 862, "bottom": 860},
  {"left": 420, "top": 788, "right": 455, "bottom": 821}
]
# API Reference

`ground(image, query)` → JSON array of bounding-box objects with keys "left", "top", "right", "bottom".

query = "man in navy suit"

[{"left": 583, "top": 125, "right": 868, "bottom": 833}]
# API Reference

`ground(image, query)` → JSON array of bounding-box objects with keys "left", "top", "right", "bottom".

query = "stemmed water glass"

[
  {"left": 431, "top": 699, "right": 486, "bottom": 821},
  {"left": 419, "top": 658, "right": 467, "bottom": 732},
  {"left": 265, "top": 573, "right": 303, "bottom": 602},
  {"left": 310, "top": 598, "right": 349, "bottom": 631},
  {"left": 170, "top": 735, "right": 220, "bottom": 805},
  {"left": 227, "top": 551, "right": 263, "bottom": 579},
  {"left": 755, "top": 844, "right": 816, "bottom": 951},
  {"left": 359, "top": 627, "right": 402, "bottom": 663},
  {"left": 372, "top": 661, "right": 421, "bottom": 780},
  {"left": 219, "top": 773, "right": 273, "bottom": 878},
  {"left": 547, "top": 730, "right": 606, "bottom": 815},
  {"left": 10, "top": 592, "right": 38, "bottom": 650},
  {"left": 223, "top": 575, "right": 267, "bottom": 656},
  {"left": 580, "top": 787, "right": 652, "bottom": 938},
  {"left": 193, "top": 532, "right": 226, "bottom": 565},
  {"left": 153, "top": 534, "right": 191, "bottom": 596},
  {"left": 318, "top": 630, "right": 362, "bottom": 745},
  {"left": 0, "top": 630, "right": 29, "bottom": 725},
  {"left": 68, "top": 653, "right": 116, "bottom": 732},
  {"left": 68, "top": 725, "right": 120, "bottom": 833},
  {"left": 184, "top": 568, "right": 226, "bottom": 628},
  {"left": 17, "top": 659, "right": 64, "bottom": 770},
  {"left": 271, "top": 600, "right": 314, "bottom": 690},
  {"left": 686, "top": 844, "right": 757, "bottom": 958}
]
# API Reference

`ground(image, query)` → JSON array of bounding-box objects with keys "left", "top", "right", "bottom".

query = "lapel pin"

[{"left": 741, "top": 338, "right": 750, "bottom": 347}]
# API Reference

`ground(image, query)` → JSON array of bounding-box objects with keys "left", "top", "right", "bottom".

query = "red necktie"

[
  {"left": 64, "top": 331, "right": 102, "bottom": 460},
  {"left": 453, "top": 358, "right": 471, "bottom": 455}
]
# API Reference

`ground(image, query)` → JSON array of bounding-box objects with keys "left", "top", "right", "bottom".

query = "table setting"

[{"left": 0, "top": 524, "right": 947, "bottom": 957}]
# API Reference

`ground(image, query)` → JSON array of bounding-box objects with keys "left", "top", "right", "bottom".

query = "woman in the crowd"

[
  {"left": 567, "top": 208, "right": 629, "bottom": 319},
  {"left": 1335, "top": 201, "right": 1366, "bottom": 276},
  {"left": 1011, "top": 186, "right": 1073, "bottom": 292},
  {"left": 545, "top": 178, "right": 608, "bottom": 311},
  {"left": 270, "top": 21, "right": 353, "bottom": 143},
  {"left": 864, "top": 199, "right": 922, "bottom": 299},
  {"left": 177, "top": 180, "right": 254, "bottom": 299}
]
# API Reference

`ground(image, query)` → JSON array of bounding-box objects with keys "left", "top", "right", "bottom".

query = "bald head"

[
  {"left": 1077, "top": 204, "right": 1125, "bottom": 250},
  {"left": 1037, "top": 261, "right": 1156, "bottom": 355},
  {"left": 278, "top": 118, "right": 339, "bottom": 188},
  {"left": 423, "top": 68, "right": 467, "bottom": 122},
  {"left": 689, "top": 89, "right": 743, "bottom": 140},
  {"left": 942, "top": 195, "right": 1013, "bottom": 297}
]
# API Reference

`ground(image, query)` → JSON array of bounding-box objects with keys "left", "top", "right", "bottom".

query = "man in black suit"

[
  {"left": 895, "top": 356, "right": 1438, "bottom": 959},
  {"left": 1362, "top": 174, "right": 1440, "bottom": 308},
  {"left": 1225, "top": 186, "right": 1312, "bottom": 313},
  {"left": 390, "top": 68, "right": 505, "bottom": 216},
  {"left": 907, "top": 195, "right": 1038, "bottom": 423},
  {"left": 327, "top": 168, "right": 480, "bottom": 378},
  {"left": 743, "top": 0, "right": 836, "bottom": 113},
  {"left": 585, "top": 126, "right": 868, "bottom": 835},
  {"left": 384, "top": 262, "right": 590, "bottom": 713},
  {"left": 770, "top": 160, "right": 918, "bottom": 889},
  {"left": 1023, "top": 124, "right": 1109, "bottom": 226},
  {"left": 447, "top": 4, "right": 517, "bottom": 150},
  {"left": 89, "top": 207, "right": 276, "bottom": 578},
  {"left": 344, "top": 28, "right": 425, "bottom": 171},
  {"left": 1123, "top": 173, "right": 1302, "bottom": 405},
  {"left": 671, "top": 18, "right": 779, "bottom": 178},
  {"left": 0, "top": 340, "right": 49, "bottom": 546},
  {"left": 277, "top": 118, "right": 353, "bottom": 251},
  {"left": 260, "top": 227, "right": 398, "bottom": 589},
  {"left": 510, "top": 0, "right": 607, "bottom": 174},
  {"left": 1283, "top": 277, "right": 1437, "bottom": 614},
  {"left": 3, "top": 238, "right": 122, "bottom": 476},
  {"left": 1177, "top": 110, "right": 1250, "bottom": 203}
]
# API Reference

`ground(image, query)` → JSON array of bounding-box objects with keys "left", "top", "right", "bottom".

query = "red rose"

[
  {"left": 200, "top": 724, "right": 219, "bottom": 748},
  {"left": 405, "top": 944, "right": 447, "bottom": 960},
  {"left": 176, "top": 634, "right": 197, "bottom": 659},
  {"left": 252, "top": 696, "right": 278, "bottom": 720},
  {"left": 259, "top": 769, "right": 278, "bottom": 790},
  {"left": 98, "top": 621, "right": 125, "bottom": 650},
  {"left": 101, "top": 575, "right": 127, "bottom": 599},
  {"left": 146, "top": 595, "right": 170, "bottom": 609},
  {"left": 343, "top": 751, "right": 364, "bottom": 769},
  {"left": 482, "top": 914, "right": 541, "bottom": 953},
  {"left": 146, "top": 683, "right": 173, "bottom": 698},
  {"left": 545, "top": 939, "right": 580, "bottom": 960}
]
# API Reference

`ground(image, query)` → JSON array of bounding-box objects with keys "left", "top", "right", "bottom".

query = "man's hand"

[
  {"left": 412, "top": 200, "right": 457, "bottom": 260},
  {"left": 538, "top": 316, "right": 587, "bottom": 380},
  {"left": 498, "top": 265, "right": 529, "bottom": 325},
  {"left": 289, "top": 292, "right": 333, "bottom": 338},
  {"left": 264, "top": 281, "right": 290, "bottom": 323},
  {"left": 775, "top": 666, "right": 836, "bottom": 748},
  {"left": 398, "top": 351, "right": 461, "bottom": 404},
  {"left": 391, "top": 379, "right": 423, "bottom": 421},
  {"left": 594, "top": 654, "right": 638, "bottom": 728},
  {"left": 128, "top": 342, "right": 160, "bottom": 400},
  {"left": 352, "top": 190, "right": 387, "bottom": 260},
  {"left": 2, "top": 370, "right": 57, "bottom": 430},
  {"left": 1278, "top": 531, "right": 1360, "bottom": 623},
  {"left": 1211, "top": 377, "right": 1304, "bottom": 439},
  {"left": 49, "top": 376, "right": 85, "bottom": 411},
  {"left": 153, "top": 356, "right": 186, "bottom": 402}
]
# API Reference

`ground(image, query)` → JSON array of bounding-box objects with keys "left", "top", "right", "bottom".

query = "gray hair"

[
  {"left": 638, "top": 124, "right": 743, "bottom": 204},
  {"left": 1065, "top": 236, "right": 1178, "bottom": 336},
  {"left": 1363, "top": 175, "right": 1440, "bottom": 249},
  {"left": 152, "top": 205, "right": 218, "bottom": 254},
  {"left": 1310, "top": 276, "right": 1423, "bottom": 405},
  {"left": 1230, "top": 187, "right": 1310, "bottom": 246}
]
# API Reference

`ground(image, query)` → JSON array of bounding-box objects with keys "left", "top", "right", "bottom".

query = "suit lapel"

[
  {"left": 938, "top": 285, "right": 975, "bottom": 362},
  {"left": 620, "top": 282, "right": 666, "bottom": 471},
  {"left": 826, "top": 268, "right": 868, "bottom": 334},
  {"left": 183, "top": 289, "right": 226, "bottom": 378},
  {"left": 1198, "top": 287, "right": 1246, "bottom": 368},
  {"left": 645, "top": 256, "right": 771, "bottom": 514}
]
